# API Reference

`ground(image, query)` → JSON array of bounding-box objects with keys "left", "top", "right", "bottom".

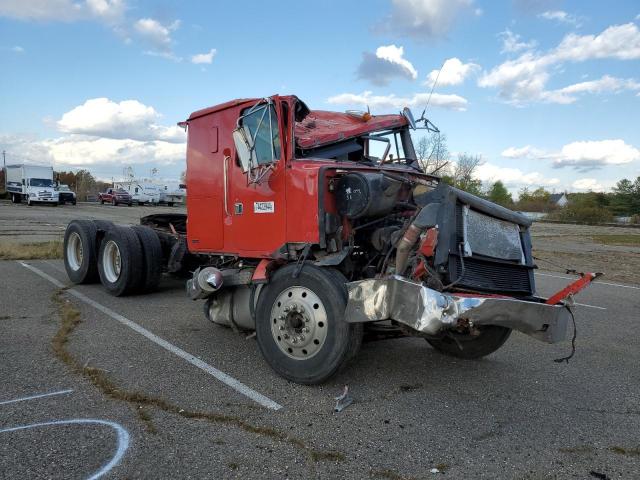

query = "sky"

[{"left": 0, "top": 0, "right": 639, "bottom": 194}]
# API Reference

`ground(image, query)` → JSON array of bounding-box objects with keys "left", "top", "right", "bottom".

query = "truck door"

[{"left": 227, "top": 99, "right": 287, "bottom": 254}]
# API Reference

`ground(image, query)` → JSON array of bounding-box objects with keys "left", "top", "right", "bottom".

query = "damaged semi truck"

[{"left": 62, "top": 95, "right": 597, "bottom": 384}]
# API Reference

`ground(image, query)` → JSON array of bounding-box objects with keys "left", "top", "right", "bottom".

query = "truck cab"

[{"left": 6, "top": 164, "right": 59, "bottom": 206}]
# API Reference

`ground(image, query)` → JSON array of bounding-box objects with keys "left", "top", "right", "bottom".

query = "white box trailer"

[
  {"left": 158, "top": 182, "right": 186, "bottom": 206},
  {"left": 5, "top": 164, "right": 59, "bottom": 206},
  {"left": 114, "top": 180, "right": 160, "bottom": 205}
]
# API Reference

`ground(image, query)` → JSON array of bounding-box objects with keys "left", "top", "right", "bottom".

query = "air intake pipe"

[{"left": 394, "top": 203, "right": 440, "bottom": 275}]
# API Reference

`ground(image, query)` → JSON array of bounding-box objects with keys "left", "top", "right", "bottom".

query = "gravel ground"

[{"left": 530, "top": 223, "right": 640, "bottom": 285}]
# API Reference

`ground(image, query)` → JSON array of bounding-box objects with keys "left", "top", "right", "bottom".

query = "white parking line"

[
  {"left": 0, "top": 388, "right": 74, "bottom": 406},
  {"left": 535, "top": 272, "right": 640, "bottom": 290},
  {"left": 19, "top": 262, "right": 283, "bottom": 411},
  {"left": 573, "top": 302, "right": 606, "bottom": 311}
]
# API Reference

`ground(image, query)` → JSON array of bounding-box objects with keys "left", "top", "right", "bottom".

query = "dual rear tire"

[{"left": 63, "top": 221, "right": 162, "bottom": 296}]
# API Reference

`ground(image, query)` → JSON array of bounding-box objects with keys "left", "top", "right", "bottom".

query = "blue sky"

[{"left": 1, "top": 0, "right": 639, "bottom": 193}]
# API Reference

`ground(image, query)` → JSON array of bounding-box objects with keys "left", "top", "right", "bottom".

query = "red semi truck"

[{"left": 63, "top": 95, "right": 596, "bottom": 384}]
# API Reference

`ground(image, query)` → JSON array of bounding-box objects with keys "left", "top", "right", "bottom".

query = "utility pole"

[{"left": 2, "top": 150, "right": 5, "bottom": 168}]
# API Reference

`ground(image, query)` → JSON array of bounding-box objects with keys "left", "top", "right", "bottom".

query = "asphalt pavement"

[{"left": 1, "top": 259, "right": 638, "bottom": 479}]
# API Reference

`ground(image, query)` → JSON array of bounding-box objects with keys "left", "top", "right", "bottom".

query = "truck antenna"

[{"left": 424, "top": 60, "right": 445, "bottom": 114}]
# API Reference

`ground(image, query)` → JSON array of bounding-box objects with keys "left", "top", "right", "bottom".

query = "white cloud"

[
  {"left": 357, "top": 45, "right": 417, "bottom": 86},
  {"left": 538, "top": 10, "right": 581, "bottom": 27},
  {"left": 0, "top": 0, "right": 125, "bottom": 24},
  {"left": 191, "top": 48, "right": 217, "bottom": 64},
  {"left": 45, "top": 136, "right": 185, "bottom": 167},
  {"left": 571, "top": 178, "right": 605, "bottom": 191},
  {"left": 327, "top": 90, "right": 468, "bottom": 111},
  {"left": 425, "top": 57, "right": 479, "bottom": 86},
  {"left": 479, "top": 23, "right": 640, "bottom": 105},
  {"left": 501, "top": 145, "right": 544, "bottom": 159},
  {"left": 499, "top": 29, "right": 537, "bottom": 54},
  {"left": 474, "top": 162, "right": 560, "bottom": 187},
  {"left": 554, "top": 140, "right": 640, "bottom": 169},
  {"left": 134, "top": 17, "right": 180, "bottom": 54},
  {"left": 380, "top": 0, "right": 475, "bottom": 39},
  {"left": 56, "top": 97, "right": 185, "bottom": 143},
  {"left": 543, "top": 75, "right": 640, "bottom": 104},
  {"left": 503, "top": 139, "right": 640, "bottom": 170},
  {"left": 11, "top": 45, "right": 24, "bottom": 53}
]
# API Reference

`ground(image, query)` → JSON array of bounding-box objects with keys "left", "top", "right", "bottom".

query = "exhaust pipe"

[
  {"left": 187, "top": 266, "right": 224, "bottom": 300},
  {"left": 394, "top": 202, "right": 440, "bottom": 274}
]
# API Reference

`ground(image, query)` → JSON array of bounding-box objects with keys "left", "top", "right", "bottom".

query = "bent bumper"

[{"left": 345, "top": 276, "right": 570, "bottom": 343}]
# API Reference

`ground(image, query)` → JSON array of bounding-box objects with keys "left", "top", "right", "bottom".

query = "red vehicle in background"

[{"left": 99, "top": 188, "right": 133, "bottom": 206}]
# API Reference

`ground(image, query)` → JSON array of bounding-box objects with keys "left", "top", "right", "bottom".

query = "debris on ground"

[{"left": 334, "top": 385, "right": 353, "bottom": 413}]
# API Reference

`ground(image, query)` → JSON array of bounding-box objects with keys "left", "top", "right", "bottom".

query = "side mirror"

[
  {"left": 232, "top": 127, "right": 253, "bottom": 173},
  {"left": 402, "top": 107, "right": 416, "bottom": 129}
]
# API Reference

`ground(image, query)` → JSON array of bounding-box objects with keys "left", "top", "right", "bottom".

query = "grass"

[
  {"left": 592, "top": 235, "right": 640, "bottom": 246},
  {"left": 0, "top": 240, "right": 63, "bottom": 260}
]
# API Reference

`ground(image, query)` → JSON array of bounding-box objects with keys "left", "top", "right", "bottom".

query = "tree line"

[{"left": 415, "top": 135, "right": 640, "bottom": 223}]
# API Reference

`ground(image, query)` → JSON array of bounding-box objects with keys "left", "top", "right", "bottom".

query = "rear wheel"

[
  {"left": 64, "top": 220, "right": 99, "bottom": 284},
  {"left": 111, "top": 198, "right": 117, "bottom": 206},
  {"left": 255, "top": 264, "right": 362, "bottom": 384},
  {"left": 131, "top": 225, "right": 163, "bottom": 293},
  {"left": 98, "top": 226, "right": 143, "bottom": 296},
  {"left": 426, "top": 325, "right": 512, "bottom": 359},
  {"left": 11, "top": 193, "right": 20, "bottom": 204}
]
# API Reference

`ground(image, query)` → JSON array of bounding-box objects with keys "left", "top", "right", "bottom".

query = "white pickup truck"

[{"left": 6, "top": 164, "right": 59, "bottom": 206}]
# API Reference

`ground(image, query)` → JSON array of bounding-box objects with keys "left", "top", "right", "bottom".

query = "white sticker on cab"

[{"left": 254, "top": 201, "right": 275, "bottom": 213}]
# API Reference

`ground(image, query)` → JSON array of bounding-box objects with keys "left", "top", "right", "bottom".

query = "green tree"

[
  {"left": 487, "top": 180, "right": 513, "bottom": 207},
  {"left": 611, "top": 177, "right": 640, "bottom": 216}
]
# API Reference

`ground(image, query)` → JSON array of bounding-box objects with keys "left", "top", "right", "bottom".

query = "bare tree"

[
  {"left": 452, "top": 153, "right": 483, "bottom": 195},
  {"left": 415, "top": 133, "right": 450, "bottom": 175}
]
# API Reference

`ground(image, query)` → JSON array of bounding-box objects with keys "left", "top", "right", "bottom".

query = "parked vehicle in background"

[
  {"left": 158, "top": 182, "right": 186, "bottom": 206},
  {"left": 5, "top": 164, "right": 59, "bottom": 206},
  {"left": 55, "top": 183, "right": 77, "bottom": 205},
  {"left": 99, "top": 188, "right": 132, "bottom": 206},
  {"left": 114, "top": 181, "right": 160, "bottom": 205}
]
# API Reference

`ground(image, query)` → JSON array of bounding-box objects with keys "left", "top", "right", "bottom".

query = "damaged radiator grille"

[{"left": 450, "top": 256, "right": 532, "bottom": 294}]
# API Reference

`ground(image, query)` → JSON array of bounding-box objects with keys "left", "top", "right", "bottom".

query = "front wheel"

[
  {"left": 255, "top": 264, "right": 362, "bottom": 384},
  {"left": 426, "top": 325, "right": 511, "bottom": 359},
  {"left": 112, "top": 198, "right": 117, "bottom": 206}
]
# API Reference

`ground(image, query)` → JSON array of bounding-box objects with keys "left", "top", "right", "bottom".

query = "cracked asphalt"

[{"left": 1, "top": 258, "right": 639, "bottom": 479}]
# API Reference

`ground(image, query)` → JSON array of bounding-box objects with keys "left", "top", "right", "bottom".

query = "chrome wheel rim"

[
  {"left": 66, "top": 232, "right": 83, "bottom": 271},
  {"left": 102, "top": 240, "right": 122, "bottom": 283},
  {"left": 270, "top": 286, "right": 328, "bottom": 360}
]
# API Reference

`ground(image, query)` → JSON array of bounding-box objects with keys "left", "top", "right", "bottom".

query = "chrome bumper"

[{"left": 345, "top": 276, "right": 569, "bottom": 343}]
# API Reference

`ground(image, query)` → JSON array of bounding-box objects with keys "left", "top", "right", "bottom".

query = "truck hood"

[{"left": 295, "top": 110, "right": 407, "bottom": 150}]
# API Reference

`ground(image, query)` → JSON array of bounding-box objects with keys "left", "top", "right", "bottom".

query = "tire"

[
  {"left": 128, "top": 203, "right": 132, "bottom": 207},
  {"left": 168, "top": 202, "right": 174, "bottom": 207},
  {"left": 131, "top": 225, "right": 163, "bottom": 293},
  {"left": 63, "top": 220, "right": 99, "bottom": 284},
  {"left": 97, "top": 226, "right": 144, "bottom": 296},
  {"left": 100, "top": 199, "right": 104, "bottom": 205},
  {"left": 27, "top": 198, "right": 32, "bottom": 206},
  {"left": 11, "top": 193, "right": 20, "bottom": 204},
  {"left": 255, "top": 263, "right": 363, "bottom": 385},
  {"left": 112, "top": 198, "right": 117, "bottom": 207},
  {"left": 426, "top": 326, "right": 512, "bottom": 359},
  {"left": 72, "top": 199, "right": 77, "bottom": 205}
]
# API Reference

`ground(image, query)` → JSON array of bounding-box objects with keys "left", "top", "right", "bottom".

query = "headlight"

[{"left": 30, "top": 193, "right": 36, "bottom": 197}]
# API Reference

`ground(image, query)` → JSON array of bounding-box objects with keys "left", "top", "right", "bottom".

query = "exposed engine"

[{"left": 333, "top": 176, "right": 535, "bottom": 297}]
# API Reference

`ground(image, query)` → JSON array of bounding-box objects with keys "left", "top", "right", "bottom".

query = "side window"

[
  {"left": 240, "top": 104, "right": 281, "bottom": 165},
  {"left": 135, "top": 187, "right": 139, "bottom": 193}
]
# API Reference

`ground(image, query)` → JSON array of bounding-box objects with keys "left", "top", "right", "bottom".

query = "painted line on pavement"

[
  {"left": 19, "top": 261, "right": 283, "bottom": 411},
  {"left": 0, "top": 389, "right": 74, "bottom": 406},
  {"left": 573, "top": 302, "right": 606, "bottom": 311},
  {"left": 535, "top": 272, "right": 640, "bottom": 290},
  {"left": 0, "top": 419, "right": 129, "bottom": 480}
]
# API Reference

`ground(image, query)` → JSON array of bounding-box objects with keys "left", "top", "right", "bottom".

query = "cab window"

[{"left": 240, "top": 104, "right": 281, "bottom": 165}]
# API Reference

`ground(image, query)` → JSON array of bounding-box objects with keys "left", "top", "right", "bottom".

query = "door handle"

[{"left": 223, "top": 154, "right": 231, "bottom": 216}]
